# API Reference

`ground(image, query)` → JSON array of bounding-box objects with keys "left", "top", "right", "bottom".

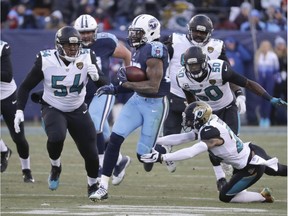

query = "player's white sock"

[
  {"left": 20, "top": 156, "right": 31, "bottom": 170},
  {"left": 99, "top": 154, "right": 104, "bottom": 167},
  {"left": 87, "top": 176, "right": 98, "bottom": 186},
  {"left": 213, "top": 165, "right": 226, "bottom": 180},
  {"left": 230, "top": 190, "right": 265, "bottom": 202},
  {"left": 0, "top": 139, "right": 8, "bottom": 152},
  {"left": 100, "top": 175, "right": 110, "bottom": 190},
  {"left": 50, "top": 158, "right": 61, "bottom": 167}
]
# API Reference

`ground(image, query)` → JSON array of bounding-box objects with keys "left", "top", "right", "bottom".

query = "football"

[{"left": 125, "top": 66, "right": 147, "bottom": 82}]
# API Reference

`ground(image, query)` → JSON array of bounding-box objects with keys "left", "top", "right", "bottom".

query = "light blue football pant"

[
  {"left": 88, "top": 94, "right": 115, "bottom": 141},
  {"left": 112, "top": 93, "right": 169, "bottom": 155}
]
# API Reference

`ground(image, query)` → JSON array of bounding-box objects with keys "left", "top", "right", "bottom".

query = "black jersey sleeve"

[
  {"left": 1, "top": 43, "right": 13, "bottom": 82},
  {"left": 17, "top": 53, "right": 44, "bottom": 110},
  {"left": 163, "top": 34, "right": 174, "bottom": 60},
  {"left": 222, "top": 61, "right": 248, "bottom": 87},
  {"left": 219, "top": 43, "right": 230, "bottom": 64}
]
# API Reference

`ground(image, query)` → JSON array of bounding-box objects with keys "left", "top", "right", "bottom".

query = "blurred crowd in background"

[
  {"left": 1, "top": 0, "right": 287, "bottom": 32},
  {"left": 1, "top": 0, "right": 287, "bottom": 127}
]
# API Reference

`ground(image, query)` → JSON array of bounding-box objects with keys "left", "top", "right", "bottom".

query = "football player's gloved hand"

[
  {"left": 87, "top": 64, "right": 99, "bottom": 81},
  {"left": 117, "top": 67, "right": 128, "bottom": 85},
  {"left": 14, "top": 110, "right": 24, "bottom": 133},
  {"left": 96, "top": 84, "right": 117, "bottom": 97},
  {"left": 235, "top": 95, "right": 246, "bottom": 114},
  {"left": 140, "top": 149, "right": 162, "bottom": 163},
  {"left": 270, "top": 97, "right": 287, "bottom": 106}
]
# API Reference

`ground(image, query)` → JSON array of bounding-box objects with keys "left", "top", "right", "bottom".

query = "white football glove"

[
  {"left": 87, "top": 64, "right": 99, "bottom": 81},
  {"left": 236, "top": 95, "right": 246, "bottom": 114},
  {"left": 14, "top": 110, "right": 24, "bottom": 133},
  {"left": 140, "top": 149, "right": 162, "bottom": 163}
]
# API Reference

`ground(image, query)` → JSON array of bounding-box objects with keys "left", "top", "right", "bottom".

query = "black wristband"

[{"left": 234, "top": 89, "right": 244, "bottom": 97}]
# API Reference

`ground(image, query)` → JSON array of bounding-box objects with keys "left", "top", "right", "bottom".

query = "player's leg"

[
  {"left": 42, "top": 105, "right": 67, "bottom": 190},
  {"left": 220, "top": 165, "right": 269, "bottom": 203},
  {"left": 163, "top": 93, "right": 186, "bottom": 136},
  {"left": 0, "top": 139, "right": 12, "bottom": 173},
  {"left": 67, "top": 103, "right": 100, "bottom": 198},
  {"left": 1, "top": 92, "right": 34, "bottom": 182},
  {"left": 90, "top": 94, "right": 142, "bottom": 200}
]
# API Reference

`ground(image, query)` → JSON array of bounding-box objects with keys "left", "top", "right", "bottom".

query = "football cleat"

[
  {"left": 22, "top": 169, "right": 35, "bottom": 183},
  {"left": 143, "top": 163, "right": 154, "bottom": 172},
  {"left": 89, "top": 185, "right": 108, "bottom": 201},
  {"left": 112, "top": 156, "right": 131, "bottom": 185},
  {"left": 261, "top": 187, "right": 274, "bottom": 203},
  {"left": 216, "top": 177, "right": 227, "bottom": 192},
  {"left": 48, "top": 165, "right": 62, "bottom": 190},
  {"left": 1, "top": 148, "right": 12, "bottom": 173},
  {"left": 162, "top": 145, "right": 176, "bottom": 173},
  {"left": 87, "top": 183, "right": 99, "bottom": 197}
]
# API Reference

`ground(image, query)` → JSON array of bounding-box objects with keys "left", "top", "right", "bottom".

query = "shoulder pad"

[
  {"left": 97, "top": 32, "right": 118, "bottom": 43},
  {"left": 200, "top": 125, "right": 220, "bottom": 140}
]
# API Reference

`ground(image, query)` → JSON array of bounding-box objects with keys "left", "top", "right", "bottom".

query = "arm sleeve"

[
  {"left": 162, "top": 141, "right": 208, "bottom": 161},
  {"left": 156, "top": 130, "right": 197, "bottom": 146},
  {"left": 17, "top": 54, "right": 44, "bottom": 110},
  {"left": 218, "top": 43, "right": 230, "bottom": 64},
  {"left": 1, "top": 43, "right": 13, "bottom": 82},
  {"left": 222, "top": 62, "right": 248, "bottom": 87}
]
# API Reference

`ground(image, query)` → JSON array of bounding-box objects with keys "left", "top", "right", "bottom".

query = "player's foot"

[
  {"left": 143, "top": 162, "right": 154, "bottom": 172},
  {"left": 261, "top": 187, "right": 274, "bottom": 203},
  {"left": 87, "top": 183, "right": 99, "bottom": 197},
  {"left": 89, "top": 185, "right": 108, "bottom": 201},
  {"left": 1, "top": 148, "right": 12, "bottom": 173},
  {"left": 48, "top": 165, "right": 62, "bottom": 190},
  {"left": 22, "top": 169, "right": 35, "bottom": 183},
  {"left": 112, "top": 156, "right": 131, "bottom": 185},
  {"left": 216, "top": 177, "right": 227, "bottom": 191},
  {"left": 162, "top": 145, "right": 176, "bottom": 173}
]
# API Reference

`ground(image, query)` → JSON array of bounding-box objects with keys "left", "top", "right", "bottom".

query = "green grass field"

[{"left": 1, "top": 124, "right": 287, "bottom": 216}]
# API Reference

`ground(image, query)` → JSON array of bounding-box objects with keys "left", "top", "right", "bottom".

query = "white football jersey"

[
  {"left": 41, "top": 49, "right": 92, "bottom": 112},
  {"left": 200, "top": 115, "right": 250, "bottom": 170},
  {"left": 169, "top": 33, "right": 224, "bottom": 98},
  {"left": 177, "top": 59, "right": 234, "bottom": 111},
  {"left": 0, "top": 41, "right": 17, "bottom": 100}
]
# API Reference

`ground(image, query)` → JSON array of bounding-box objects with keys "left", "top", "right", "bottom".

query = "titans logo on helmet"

[{"left": 148, "top": 18, "right": 158, "bottom": 30}]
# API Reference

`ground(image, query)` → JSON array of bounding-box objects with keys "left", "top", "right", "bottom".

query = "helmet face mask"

[
  {"left": 74, "top": 14, "right": 98, "bottom": 46},
  {"left": 182, "top": 101, "right": 212, "bottom": 132},
  {"left": 127, "top": 14, "right": 160, "bottom": 48},
  {"left": 187, "top": 14, "right": 213, "bottom": 46},
  {"left": 181, "top": 46, "right": 208, "bottom": 79},
  {"left": 55, "top": 26, "right": 82, "bottom": 62}
]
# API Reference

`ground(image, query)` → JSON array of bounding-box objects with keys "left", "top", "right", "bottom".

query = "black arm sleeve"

[
  {"left": 163, "top": 34, "right": 174, "bottom": 60},
  {"left": 218, "top": 43, "right": 230, "bottom": 64},
  {"left": 17, "top": 54, "right": 44, "bottom": 110},
  {"left": 1, "top": 43, "right": 13, "bottom": 82},
  {"left": 222, "top": 62, "right": 248, "bottom": 87},
  {"left": 90, "top": 50, "right": 109, "bottom": 87}
]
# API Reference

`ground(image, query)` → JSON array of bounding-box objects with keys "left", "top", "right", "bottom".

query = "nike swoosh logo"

[
  {"left": 152, "top": 110, "right": 157, "bottom": 113},
  {"left": 224, "top": 65, "right": 227, "bottom": 71},
  {"left": 204, "top": 128, "right": 211, "bottom": 132},
  {"left": 12, "top": 100, "right": 17, "bottom": 104},
  {"left": 5, "top": 46, "right": 9, "bottom": 49},
  {"left": 83, "top": 110, "right": 88, "bottom": 114}
]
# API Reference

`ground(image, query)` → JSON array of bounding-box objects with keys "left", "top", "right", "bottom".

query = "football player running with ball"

[
  {"left": 141, "top": 101, "right": 287, "bottom": 203},
  {"left": 89, "top": 14, "right": 171, "bottom": 201},
  {"left": 14, "top": 26, "right": 108, "bottom": 198},
  {"left": 74, "top": 14, "right": 131, "bottom": 186}
]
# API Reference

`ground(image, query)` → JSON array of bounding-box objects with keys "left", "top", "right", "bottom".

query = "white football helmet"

[
  {"left": 74, "top": 14, "right": 98, "bottom": 46},
  {"left": 127, "top": 14, "right": 161, "bottom": 48}
]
